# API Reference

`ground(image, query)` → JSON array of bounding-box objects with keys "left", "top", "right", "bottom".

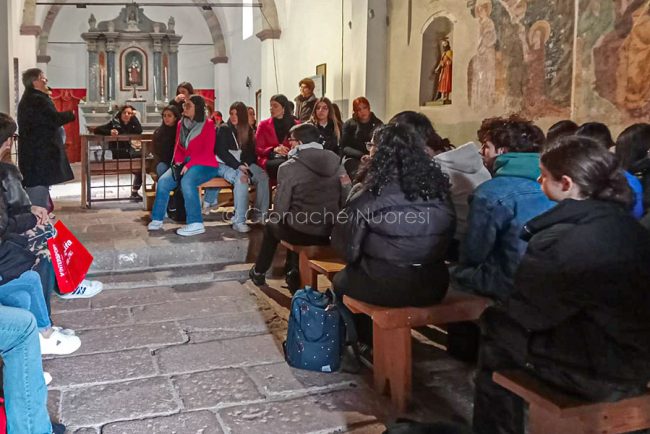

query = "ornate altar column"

[
  {"left": 169, "top": 41, "right": 179, "bottom": 98},
  {"left": 86, "top": 37, "right": 99, "bottom": 102},
  {"left": 152, "top": 34, "right": 163, "bottom": 104},
  {"left": 105, "top": 37, "right": 117, "bottom": 102}
]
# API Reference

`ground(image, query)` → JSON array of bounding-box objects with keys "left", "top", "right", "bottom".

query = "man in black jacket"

[{"left": 17, "top": 68, "right": 75, "bottom": 208}]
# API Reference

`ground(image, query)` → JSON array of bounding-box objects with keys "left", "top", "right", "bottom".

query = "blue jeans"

[
  {"left": 152, "top": 165, "right": 220, "bottom": 224},
  {"left": 156, "top": 162, "right": 170, "bottom": 179},
  {"left": 202, "top": 165, "right": 250, "bottom": 224},
  {"left": 0, "top": 306, "right": 52, "bottom": 434},
  {"left": 203, "top": 164, "right": 269, "bottom": 223},
  {"left": 0, "top": 270, "right": 51, "bottom": 331}
]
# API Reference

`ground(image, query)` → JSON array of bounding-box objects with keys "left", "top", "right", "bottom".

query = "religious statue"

[
  {"left": 88, "top": 14, "right": 96, "bottom": 31},
  {"left": 128, "top": 59, "right": 141, "bottom": 85},
  {"left": 168, "top": 17, "right": 176, "bottom": 33},
  {"left": 431, "top": 39, "right": 453, "bottom": 104}
]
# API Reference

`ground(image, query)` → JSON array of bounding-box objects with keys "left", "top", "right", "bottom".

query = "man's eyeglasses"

[{"left": 365, "top": 141, "right": 375, "bottom": 152}]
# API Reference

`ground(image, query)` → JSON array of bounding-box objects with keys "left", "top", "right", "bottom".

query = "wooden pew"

[
  {"left": 493, "top": 370, "right": 650, "bottom": 434},
  {"left": 280, "top": 241, "right": 338, "bottom": 288},
  {"left": 307, "top": 258, "right": 345, "bottom": 290},
  {"left": 344, "top": 291, "right": 491, "bottom": 412}
]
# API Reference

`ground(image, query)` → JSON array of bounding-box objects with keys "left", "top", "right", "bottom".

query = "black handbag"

[
  {"left": 167, "top": 163, "right": 186, "bottom": 223},
  {"left": 0, "top": 234, "right": 37, "bottom": 286}
]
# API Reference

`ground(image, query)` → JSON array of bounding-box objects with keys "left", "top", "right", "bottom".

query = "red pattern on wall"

[
  {"left": 51, "top": 89, "right": 87, "bottom": 163},
  {"left": 195, "top": 89, "right": 215, "bottom": 114}
]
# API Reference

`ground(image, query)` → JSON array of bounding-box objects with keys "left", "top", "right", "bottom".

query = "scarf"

[{"left": 179, "top": 117, "right": 205, "bottom": 149}]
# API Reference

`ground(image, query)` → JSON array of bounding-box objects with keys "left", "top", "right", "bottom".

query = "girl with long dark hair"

[
  {"left": 151, "top": 105, "right": 180, "bottom": 178},
  {"left": 255, "top": 94, "right": 299, "bottom": 181},
  {"left": 308, "top": 97, "right": 341, "bottom": 154},
  {"left": 473, "top": 136, "right": 650, "bottom": 434}
]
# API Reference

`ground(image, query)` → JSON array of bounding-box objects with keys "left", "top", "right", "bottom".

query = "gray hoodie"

[
  {"left": 274, "top": 144, "right": 349, "bottom": 236},
  {"left": 434, "top": 142, "right": 491, "bottom": 240}
]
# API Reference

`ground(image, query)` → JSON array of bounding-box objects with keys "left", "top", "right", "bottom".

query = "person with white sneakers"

[{"left": 148, "top": 95, "right": 246, "bottom": 236}]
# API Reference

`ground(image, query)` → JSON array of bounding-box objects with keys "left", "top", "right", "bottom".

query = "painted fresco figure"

[
  {"left": 432, "top": 39, "right": 453, "bottom": 103},
  {"left": 616, "top": 1, "right": 650, "bottom": 115},
  {"left": 469, "top": 0, "right": 497, "bottom": 108}
]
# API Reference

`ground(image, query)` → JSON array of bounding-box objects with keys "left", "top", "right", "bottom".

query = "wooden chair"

[
  {"left": 493, "top": 370, "right": 650, "bottom": 434},
  {"left": 280, "top": 241, "right": 338, "bottom": 288},
  {"left": 343, "top": 291, "right": 491, "bottom": 412},
  {"left": 307, "top": 258, "right": 345, "bottom": 290}
]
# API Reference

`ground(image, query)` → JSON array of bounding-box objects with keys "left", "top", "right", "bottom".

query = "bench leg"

[
  {"left": 373, "top": 323, "right": 411, "bottom": 412},
  {"left": 298, "top": 252, "right": 312, "bottom": 289},
  {"left": 310, "top": 268, "right": 319, "bottom": 291},
  {"left": 529, "top": 404, "right": 582, "bottom": 434}
]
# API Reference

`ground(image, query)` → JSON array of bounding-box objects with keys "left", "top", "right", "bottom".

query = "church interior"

[{"left": 2, "top": 0, "right": 650, "bottom": 433}]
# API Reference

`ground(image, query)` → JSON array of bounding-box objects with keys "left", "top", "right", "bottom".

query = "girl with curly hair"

[{"left": 332, "top": 122, "right": 456, "bottom": 309}]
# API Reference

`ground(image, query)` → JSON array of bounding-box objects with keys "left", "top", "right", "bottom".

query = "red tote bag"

[{"left": 47, "top": 221, "right": 94, "bottom": 294}]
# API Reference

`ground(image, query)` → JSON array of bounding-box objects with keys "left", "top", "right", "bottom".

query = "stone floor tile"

[
  {"left": 50, "top": 297, "right": 91, "bottom": 313},
  {"left": 71, "top": 428, "right": 98, "bottom": 434},
  {"left": 90, "top": 286, "right": 174, "bottom": 309},
  {"left": 218, "top": 387, "right": 390, "bottom": 434},
  {"left": 44, "top": 349, "right": 156, "bottom": 387},
  {"left": 180, "top": 311, "right": 270, "bottom": 342},
  {"left": 131, "top": 297, "right": 255, "bottom": 324},
  {"left": 51, "top": 307, "right": 131, "bottom": 330},
  {"left": 157, "top": 334, "right": 284, "bottom": 374},
  {"left": 60, "top": 377, "right": 179, "bottom": 427},
  {"left": 172, "top": 368, "right": 263, "bottom": 409},
  {"left": 47, "top": 389, "right": 61, "bottom": 423},
  {"left": 102, "top": 410, "right": 224, "bottom": 434},
  {"left": 246, "top": 362, "right": 359, "bottom": 396},
  {"left": 69, "top": 322, "right": 185, "bottom": 355},
  {"left": 172, "top": 280, "right": 253, "bottom": 298}
]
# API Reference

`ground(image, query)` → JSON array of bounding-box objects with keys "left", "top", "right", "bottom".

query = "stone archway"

[
  {"left": 36, "top": 1, "right": 228, "bottom": 64},
  {"left": 20, "top": 0, "right": 41, "bottom": 35},
  {"left": 257, "top": 0, "right": 281, "bottom": 40}
]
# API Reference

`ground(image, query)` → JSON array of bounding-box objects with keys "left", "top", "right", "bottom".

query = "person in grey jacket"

[{"left": 249, "top": 123, "right": 350, "bottom": 292}]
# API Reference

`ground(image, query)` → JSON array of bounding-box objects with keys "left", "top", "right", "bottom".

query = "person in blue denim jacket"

[{"left": 451, "top": 116, "right": 555, "bottom": 301}]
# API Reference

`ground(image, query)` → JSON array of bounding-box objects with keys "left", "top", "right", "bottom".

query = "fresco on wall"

[
  {"left": 466, "top": 0, "right": 574, "bottom": 118},
  {"left": 588, "top": 0, "right": 650, "bottom": 119}
]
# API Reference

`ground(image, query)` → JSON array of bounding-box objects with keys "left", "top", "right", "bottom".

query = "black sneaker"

[
  {"left": 249, "top": 266, "right": 266, "bottom": 286},
  {"left": 52, "top": 422, "right": 66, "bottom": 434},
  {"left": 130, "top": 192, "right": 143, "bottom": 202}
]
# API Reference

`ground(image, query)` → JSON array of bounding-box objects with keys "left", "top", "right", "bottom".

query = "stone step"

[{"left": 88, "top": 262, "right": 252, "bottom": 290}]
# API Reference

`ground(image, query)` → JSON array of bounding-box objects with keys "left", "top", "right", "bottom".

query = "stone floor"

[{"left": 42, "top": 192, "right": 476, "bottom": 433}]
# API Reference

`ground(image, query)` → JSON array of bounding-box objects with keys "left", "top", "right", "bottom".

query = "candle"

[
  {"left": 108, "top": 75, "right": 112, "bottom": 100},
  {"left": 153, "top": 74, "right": 157, "bottom": 101},
  {"left": 164, "top": 67, "right": 168, "bottom": 94},
  {"left": 99, "top": 68, "right": 104, "bottom": 96}
]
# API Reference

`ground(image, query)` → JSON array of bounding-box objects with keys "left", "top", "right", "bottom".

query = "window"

[{"left": 242, "top": 0, "right": 253, "bottom": 40}]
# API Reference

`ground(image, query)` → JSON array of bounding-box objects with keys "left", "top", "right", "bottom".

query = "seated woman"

[
  {"left": 307, "top": 97, "right": 342, "bottom": 154},
  {"left": 152, "top": 105, "right": 180, "bottom": 179},
  {"left": 247, "top": 106, "right": 257, "bottom": 131},
  {"left": 255, "top": 94, "right": 299, "bottom": 181},
  {"left": 203, "top": 101, "right": 269, "bottom": 230},
  {"left": 474, "top": 136, "right": 650, "bottom": 434},
  {"left": 340, "top": 96, "right": 383, "bottom": 178},
  {"left": 332, "top": 122, "right": 455, "bottom": 308},
  {"left": 148, "top": 95, "right": 246, "bottom": 236},
  {"left": 94, "top": 104, "right": 144, "bottom": 201}
]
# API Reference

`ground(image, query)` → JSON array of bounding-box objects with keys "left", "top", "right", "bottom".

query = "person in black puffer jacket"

[
  {"left": 307, "top": 97, "right": 342, "bottom": 154},
  {"left": 474, "top": 136, "right": 650, "bottom": 434},
  {"left": 615, "top": 123, "right": 650, "bottom": 228},
  {"left": 151, "top": 105, "right": 180, "bottom": 178},
  {"left": 94, "top": 104, "right": 143, "bottom": 200},
  {"left": 332, "top": 122, "right": 455, "bottom": 308},
  {"left": 340, "top": 96, "right": 383, "bottom": 178}
]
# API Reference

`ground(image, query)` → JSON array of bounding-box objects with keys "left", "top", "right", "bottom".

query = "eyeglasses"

[{"left": 365, "top": 141, "right": 375, "bottom": 152}]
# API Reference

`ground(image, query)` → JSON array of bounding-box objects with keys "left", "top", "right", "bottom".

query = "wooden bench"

[
  {"left": 307, "top": 258, "right": 345, "bottom": 290},
  {"left": 343, "top": 291, "right": 491, "bottom": 412},
  {"left": 493, "top": 370, "right": 650, "bottom": 434},
  {"left": 280, "top": 241, "right": 338, "bottom": 288}
]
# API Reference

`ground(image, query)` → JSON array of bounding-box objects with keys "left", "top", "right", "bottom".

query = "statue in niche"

[
  {"left": 469, "top": 0, "right": 497, "bottom": 108},
  {"left": 128, "top": 59, "right": 141, "bottom": 85},
  {"left": 431, "top": 39, "right": 453, "bottom": 104},
  {"left": 88, "top": 14, "right": 96, "bottom": 31},
  {"left": 168, "top": 17, "right": 175, "bottom": 33}
]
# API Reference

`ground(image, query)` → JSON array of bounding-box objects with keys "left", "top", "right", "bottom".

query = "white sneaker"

[
  {"left": 58, "top": 279, "right": 103, "bottom": 299},
  {"left": 51, "top": 326, "right": 76, "bottom": 336},
  {"left": 232, "top": 222, "right": 251, "bottom": 233},
  {"left": 148, "top": 220, "right": 163, "bottom": 231},
  {"left": 202, "top": 201, "right": 219, "bottom": 215},
  {"left": 39, "top": 330, "right": 81, "bottom": 355},
  {"left": 176, "top": 223, "right": 205, "bottom": 236},
  {"left": 44, "top": 371, "right": 52, "bottom": 386}
]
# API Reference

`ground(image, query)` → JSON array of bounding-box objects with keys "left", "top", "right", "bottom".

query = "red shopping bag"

[
  {"left": 0, "top": 398, "right": 6, "bottom": 434},
  {"left": 47, "top": 221, "right": 94, "bottom": 294}
]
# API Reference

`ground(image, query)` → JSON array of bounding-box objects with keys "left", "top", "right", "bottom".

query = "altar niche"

[
  {"left": 420, "top": 16, "right": 454, "bottom": 106},
  {"left": 121, "top": 47, "right": 148, "bottom": 91}
]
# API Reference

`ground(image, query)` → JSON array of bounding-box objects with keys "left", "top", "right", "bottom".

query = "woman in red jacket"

[
  {"left": 147, "top": 95, "right": 220, "bottom": 236},
  {"left": 255, "top": 94, "right": 299, "bottom": 181}
]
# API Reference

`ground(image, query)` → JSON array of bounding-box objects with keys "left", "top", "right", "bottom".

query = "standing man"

[
  {"left": 294, "top": 78, "right": 317, "bottom": 122},
  {"left": 17, "top": 68, "right": 75, "bottom": 209}
]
